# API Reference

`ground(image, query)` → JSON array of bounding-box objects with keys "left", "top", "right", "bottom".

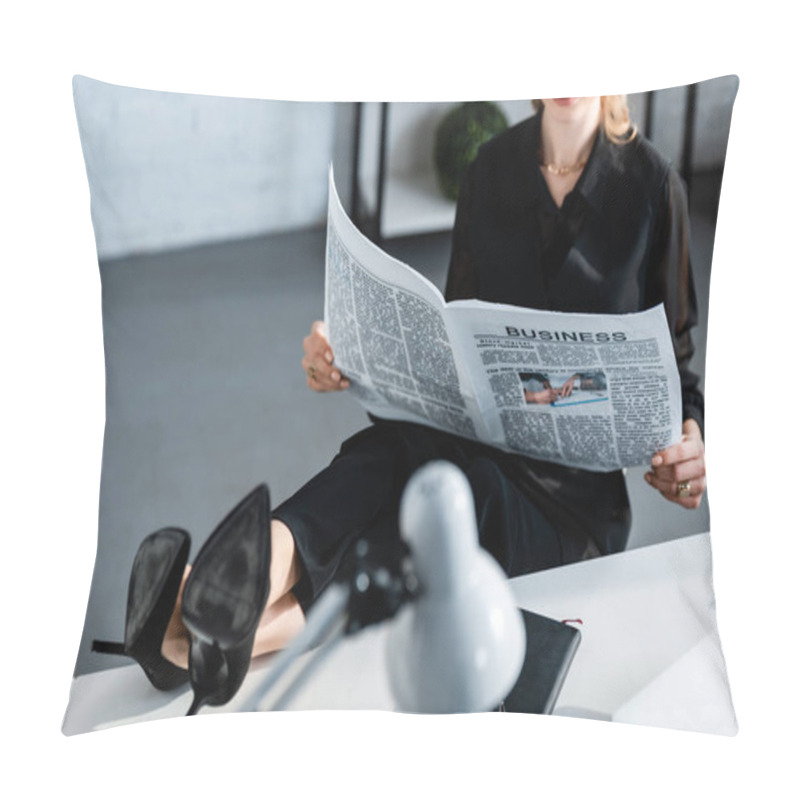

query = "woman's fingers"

[
  {"left": 651, "top": 433, "right": 703, "bottom": 468},
  {"left": 644, "top": 469, "right": 707, "bottom": 509},
  {"left": 645, "top": 464, "right": 705, "bottom": 494},
  {"left": 645, "top": 418, "right": 706, "bottom": 508},
  {"left": 303, "top": 361, "right": 349, "bottom": 391},
  {"left": 302, "top": 321, "right": 349, "bottom": 392},
  {"left": 301, "top": 351, "right": 348, "bottom": 390},
  {"left": 651, "top": 455, "right": 706, "bottom": 485},
  {"left": 303, "top": 321, "right": 332, "bottom": 363}
]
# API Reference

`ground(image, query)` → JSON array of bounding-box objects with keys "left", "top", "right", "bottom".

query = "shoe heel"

[
  {"left": 185, "top": 637, "right": 252, "bottom": 716},
  {"left": 91, "top": 640, "right": 126, "bottom": 655}
]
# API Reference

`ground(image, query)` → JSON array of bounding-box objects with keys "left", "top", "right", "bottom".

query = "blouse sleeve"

[
  {"left": 444, "top": 162, "right": 480, "bottom": 302},
  {"left": 645, "top": 168, "right": 705, "bottom": 436}
]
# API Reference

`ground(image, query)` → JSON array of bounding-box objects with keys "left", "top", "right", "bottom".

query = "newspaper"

[{"left": 324, "top": 170, "right": 682, "bottom": 472}]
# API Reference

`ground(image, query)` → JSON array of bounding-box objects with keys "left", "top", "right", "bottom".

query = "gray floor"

[{"left": 75, "top": 177, "right": 717, "bottom": 677}]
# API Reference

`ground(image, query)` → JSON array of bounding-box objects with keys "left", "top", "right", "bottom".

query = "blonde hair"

[{"left": 532, "top": 96, "right": 637, "bottom": 144}]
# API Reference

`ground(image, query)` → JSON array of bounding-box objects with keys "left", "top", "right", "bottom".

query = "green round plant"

[{"left": 434, "top": 102, "right": 509, "bottom": 201}]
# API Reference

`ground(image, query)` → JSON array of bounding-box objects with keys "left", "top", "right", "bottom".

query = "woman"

[
  {"left": 104, "top": 95, "right": 707, "bottom": 713},
  {"left": 267, "top": 95, "right": 704, "bottom": 650}
]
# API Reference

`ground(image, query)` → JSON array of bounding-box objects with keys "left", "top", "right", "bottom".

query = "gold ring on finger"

[
  {"left": 676, "top": 480, "right": 691, "bottom": 498},
  {"left": 307, "top": 365, "right": 316, "bottom": 381}
]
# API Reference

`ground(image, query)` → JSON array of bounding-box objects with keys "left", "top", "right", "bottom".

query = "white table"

[{"left": 62, "top": 532, "right": 736, "bottom": 736}]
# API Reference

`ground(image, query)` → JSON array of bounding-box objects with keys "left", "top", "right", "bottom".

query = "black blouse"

[{"left": 443, "top": 112, "right": 704, "bottom": 557}]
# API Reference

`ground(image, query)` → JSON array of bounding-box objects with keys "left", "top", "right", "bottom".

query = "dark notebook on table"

[{"left": 499, "top": 608, "right": 581, "bottom": 715}]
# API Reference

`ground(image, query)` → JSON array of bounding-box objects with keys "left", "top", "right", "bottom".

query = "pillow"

[{"left": 63, "top": 74, "right": 738, "bottom": 735}]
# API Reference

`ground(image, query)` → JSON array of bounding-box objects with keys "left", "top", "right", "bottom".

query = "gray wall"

[{"left": 73, "top": 76, "right": 353, "bottom": 260}]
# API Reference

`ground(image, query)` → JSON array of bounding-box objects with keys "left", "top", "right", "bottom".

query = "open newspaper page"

[
  {"left": 445, "top": 302, "right": 683, "bottom": 471},
  {"left": 324, "top": 171, "right": 486, "bottom": 441},
  {"left": 324, "top": 170, "right": 683, "bottom": 472}
]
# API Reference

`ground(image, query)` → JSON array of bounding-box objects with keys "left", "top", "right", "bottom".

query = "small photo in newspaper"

[{"left": 518, "top": 370, "right": 609, "bottom": 409}]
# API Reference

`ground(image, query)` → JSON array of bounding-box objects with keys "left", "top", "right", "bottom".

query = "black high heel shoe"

[
  {"left": 181, "top": 484, "right": 271, "bottom": 716},
  {"left": 92, "top": 527, "right": 191, "bottom": 691}
]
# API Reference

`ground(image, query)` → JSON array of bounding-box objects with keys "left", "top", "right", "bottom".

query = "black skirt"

[{"left": 273, "top": 419, "right": 629, "bottom": 614}]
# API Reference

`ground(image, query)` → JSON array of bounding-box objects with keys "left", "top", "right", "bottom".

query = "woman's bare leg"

[
  {"left": 251, "top": 592, "right": 306, "bottom": 657},
  {"left": 161, "top": 569, "right": 191, "bottom": 668},
  {"left": 160, "top": 518, "right": 305, "bottom": 669},
  {"left": 268, "top": 519, "right": 302, "bottom": 605}
]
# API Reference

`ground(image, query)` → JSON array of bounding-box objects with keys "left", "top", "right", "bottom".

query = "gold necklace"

[
  {"left": 538, "top": 140, "right": 589, "bottom": 176},
  {"left": 541, "top": 158, "right": 587, "bottom": 176}
]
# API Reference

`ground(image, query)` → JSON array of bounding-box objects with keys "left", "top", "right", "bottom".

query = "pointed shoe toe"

[
  {"left": 181, "top": 484, "right": 272, "bottom": 715},
  {"left": 93, "top": 527, "right": 191, "bottom": 691}
]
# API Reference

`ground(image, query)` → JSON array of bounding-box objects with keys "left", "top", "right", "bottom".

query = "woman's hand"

[
  {"left": 644, "top": 419, "right": 706, "bottom": 509},
  {"left": 302, "top": 321, "right": 349, "bottom": 392}
]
